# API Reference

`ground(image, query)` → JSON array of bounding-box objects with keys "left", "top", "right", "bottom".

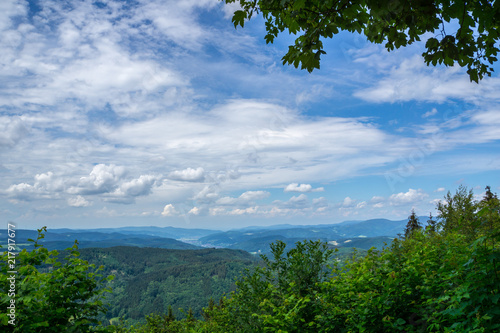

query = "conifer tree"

[
  {"left": 404, "top": 209, "right": 421, "bottom": 238},
  {"left": 478, "top": 185, "right": 500, "bottom": 235},
  {"left": 186, "top": 308, "right": 195, "bottom": 322},
  {"left": 166, "top": 305, "right": 175, "bottom": 323},
  {"left": 426, "top": 213, "right": 437, "bottom": 233}
]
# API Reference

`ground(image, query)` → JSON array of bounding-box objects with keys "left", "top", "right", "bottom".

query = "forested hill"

[
  {"left": 198, "top": 218, "right": 419, "bottom": 253},
  {"left": 0, "top": 229, "right": 202, "bottom": 250},
  {"left": 1, "top": 218, "right": 421, "bottom": 253},
  {"left": 75, "top": 246, "right": 259, "bottom": 323}
]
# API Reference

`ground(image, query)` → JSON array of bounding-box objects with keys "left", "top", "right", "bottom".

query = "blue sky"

[{"left": 1, "top": 0, "right": 499, "bottom": 230}]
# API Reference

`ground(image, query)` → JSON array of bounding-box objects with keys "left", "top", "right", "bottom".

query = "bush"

[{"left": 0, "top": 227, "right": 113, "bottom": 332}]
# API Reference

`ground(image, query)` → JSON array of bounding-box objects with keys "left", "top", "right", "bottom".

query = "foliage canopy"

[
  {"left": 0, "top": 227, "right": 113, "bottom": 332},
  {"left": 224, "top": 0, "right": 500, "bottom": 82}
]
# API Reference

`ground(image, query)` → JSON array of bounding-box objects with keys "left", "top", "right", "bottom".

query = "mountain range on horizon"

[{"left": 2, "top": 216, "right": 432, "bottom": 253}]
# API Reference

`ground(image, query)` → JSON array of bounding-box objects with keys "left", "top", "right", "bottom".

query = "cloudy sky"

[{"left": 1, "top": 0, "right": 499, "bottom": 230}]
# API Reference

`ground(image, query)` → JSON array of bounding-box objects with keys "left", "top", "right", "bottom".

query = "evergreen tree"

[
  {"left": 202, "top": 298, "right": 215, "bottom": 321},
  {"left": 404, "top": 209, "right": 422, "bottom": 238},
  {"left": 166, "top": 305, "right": 175, "bottom": 323},
  {"left": 186, "top": 308, "right": 195, "bottom": 322},
  {"left": 426, "top": 213, "right": 437, "bottom": 233},
  {"left": 478, "top": 185, "right": 500, "bottom": 236}
]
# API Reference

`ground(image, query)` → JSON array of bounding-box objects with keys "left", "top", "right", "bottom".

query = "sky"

[{"left": 1, "top": 0, "right": 499, "bottom": 231}]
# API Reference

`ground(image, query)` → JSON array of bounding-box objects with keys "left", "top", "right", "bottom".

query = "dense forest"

[
  {"left": 1, "top": 186, "right": 499, "bottom": 332},
  {"left": 76, "top": 246, "right": 258, "bottom": 323}
]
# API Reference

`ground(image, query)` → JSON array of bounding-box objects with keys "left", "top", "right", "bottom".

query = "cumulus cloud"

[
  {"left": 69, "top": 164, "right": 126, "bottom": 195},
  {"left": 312, "top": 197, "right": 328, "bottom": 207},
  {"left": 209, "top": 207, "right": 226, "bottom": 216},
  {"left": 118, "top": 175, "right": 160, "bottom": 197},
  {"left": 168, "top": 167, "right": 205, "bottom": 182},
  {"left": 216, "top": 190, "right": 270, "bottom": 205},
  {"left": 370, "top": 196, "right": 385, "bottom": 203},
  {"left": 5, "top": 183, "right": 39, "bottom": 201},
  {"left": 389, "top": 188, "right": 428, "bottom": 206},
  {"left": 67, "top": 195, "right": 90, "bottom": 207},
  {"left": 193, "top": 186, "right": 219, "bottom": 203},
  {"left": 274, "top": 194, "right": 309, "bottom": 209},
  {"left": 284, "top": 183, "right": 324, "bottom": 193},
  {"left": 227, "top": 206, "right": 259, "bottom": 215},
  {"left": 5, "top": 172, "right": 65, "bottom": 201},
  {"left": 429, "top": 198, "right": 446, "bottom": 206},
  {"left": 188, "top": 207, "right": 200, "bottom": 215},
  {"left": 5, "top": 164, "right": 160, "bottom": 204},
  {"left": 103, "top": 174, "right": 161, "bottom": 203},
  {"left": 342, "top": 197, "right": 356, "bottom": 207},
  {"left": 162, "top": 204, "right": 179, "bottom": 217}
]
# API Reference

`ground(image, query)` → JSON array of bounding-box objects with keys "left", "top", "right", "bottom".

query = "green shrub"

[{"left": 0, "top": 227, "right": 113, "bottom": 332}]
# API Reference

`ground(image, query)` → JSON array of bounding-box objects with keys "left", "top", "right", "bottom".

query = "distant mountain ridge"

[
  {"left": 0, "top": 229, "right": 202, "bottom": 251},
  {"left": 1, "top": 217, "right": 428, "bottom": 252},
  {"left": 197, "top": 218, "right": 424, "bottom": 253},
  {"left": 50, "top": 226, "right": 220, "bottom": 240}
]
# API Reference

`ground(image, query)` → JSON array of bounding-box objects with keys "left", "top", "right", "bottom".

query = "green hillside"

[
  {"left": 0, "top": 230, "right": 201, "bottom": 251},
  {"left": 75, "top": 246, "right": 259, "bottom": 323}
]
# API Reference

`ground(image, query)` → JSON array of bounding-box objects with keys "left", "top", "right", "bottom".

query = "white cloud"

[
  {"left": 274, "top": 194, "right": 309, "bottom": 209},
  {"left": 0, "top": 118, "right": 28, "bottom": 149},
  {"left": 435, "top": 187, "right": 446, "bottom": 192},
  {"left": 99, "top": 99, "right": 410, "bottom": 194},
  {"left": 168, "top": 167, "right": 205, "bottom": 182},
  {"left": 284, "top": 183, "right": 311, "bottom": 192},
  {"left": 5, "top": 164, "right": 160, "bottom": 205},
  {"left": 228, "top": 206, "right": 258, "bottom": 215},
  {"left": 115, "top": 174, "right": 160, "bottom": 197},
  {"left": 342, "top": 197, "right": 356, "bottom": 207},
  {"left": 69, "top": 164, "right": 127, "bottom": 195},
  {"left": 193, "top": 186, "right": 220, "bottom": 203},
  {"left": 472, "top": 110, "right": 500, "bottom": 125},
  {"left": 5, "top": 183, "right": 38, "bottom": 201},
  {"left": 429, "top": 198, "right": 446, "bottom": 206},
  {"left": 188, "top": 207, "right": 200, "bottom": 215},
  {"left": 5, "top": 171, "right": 65, "bottom": 201},
  {"left": 161, "top": 204, "right": 179, "bottom": 217},
  {"left": 216, "top": 190, "right": 270, "bottom": 206},
  {"left": 0, "top": 0, "right": 27, "bottom": 31},
  {"left": 284, "top": 183, "right": 324, "bottom": 193},
  {"left": 67, "top": 195, "right": 90, "bottom": 207},
  {"left": 356, "top": 201, "right": 367, "bottom": 209},
  {"left": 209, "top": 207, "right": 226, "bottom": 216},
  {"left": 389, "top": 188, "right": 428, "bottom": 206},
  {"left": 353, "top": 53, "right": 500, "bottom": 105},
  {"left": 312, "top": 197, "right": 328, "bottom": 207},
  {"left": 220, "top": 1, "right": 241, "bottom": 19},
  {"left": 239, "top": 190, "right": 270, "bottom": 201},
  {"left": 422, "top": 108, "right": 438, "bottom": 118},
  {"left": 138, "top": 0, "right": 218, "bottom": 51}
]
